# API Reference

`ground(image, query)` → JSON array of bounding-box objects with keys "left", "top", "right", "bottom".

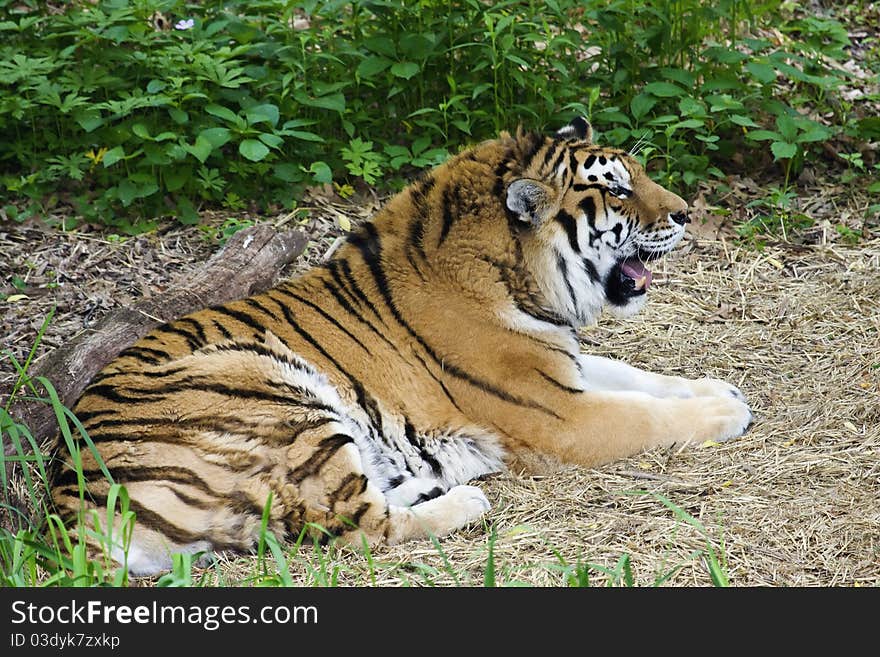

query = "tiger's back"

[{"left": 52, "top": 118, "right": 751, "bottom": 574}]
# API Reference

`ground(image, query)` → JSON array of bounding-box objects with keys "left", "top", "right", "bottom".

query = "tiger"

[{"left": 51, "top": 117, "right": 752, "bottom": 575}]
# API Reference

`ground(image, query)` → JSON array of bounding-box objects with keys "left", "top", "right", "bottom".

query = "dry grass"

[{"left": 2, "top": 205, "right": 878, "bottom": 586}]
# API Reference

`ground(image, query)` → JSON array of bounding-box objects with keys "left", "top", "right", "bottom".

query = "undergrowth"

[{"left": 0, "top": 0, "right": 876, "bottom": 235}]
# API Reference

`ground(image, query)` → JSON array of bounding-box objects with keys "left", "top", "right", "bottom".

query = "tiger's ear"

[
  {"left": 556, "top": 116, "right": 593, "bottom": 143},
  {"left": 506, "top": 178, "right": 556, "bottom": 224}
]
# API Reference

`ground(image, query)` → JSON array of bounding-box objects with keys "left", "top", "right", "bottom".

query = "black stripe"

[
  {"left": 75, "top": 465, "right": 225, "bottom": 499},
  {"left": 348, "top": 501, "right": 372, "bottom": 527},
  {"left": 410, "top": 174, "right": 436, "bottom": 212},
  {"left": 81, "top": 384, "right": 165, "bottom": 404},
  {"left": 177, "top": 318, "right": 208, "bottom": 346},
  {"left": 556, "top": 252, "right": 578, "bottom": 314},
  {"left": 541, "top": 142, "right": 559, "bottom": 170},
  {"left": 154, "top": 323, "right": 200, "bottom": 350},
  {"left": 580, "top": 196, "right": 597, "bottom": 228},
  {"left": 165, "top": 486, "right": 215, "bottom": 510},
  {"left": 437, "top": 184, "right": 457, "bottom": 247},
  {"left": 135, "top": 365, "right": 189, "bottom": 379},
  {"left": 269, "top": 287, "right": 371, "bottom": 354},
  {"left": 568, "top": 151, "right": 580, "bottom": 180},
  {"left": 320, "top": 279, "right": 396, "bottom": 351},
  {"left": 407, "top": 214, "right": 427, "bottom": 266},
  {"left": 547, "top": 144, "right": 567, "bottom": 176},
  {"left": 205, "top": 340, "right": 315, "bottom": 373},
  {"left": 535, "top": 368, "right": 584, "bottom": 394},
  {"left": 410, "top": 350, "right": 466, "bottom": 415},
  {"left": 290, "top": 433, "right": 354, "bottom": 480},
  {"left": 133, "top": 375, "right": 337, "bottom": 413},
  {"left": 415, "top": 486, "right": 444, "bottom": 503},
  {"left": 583, "top": 154, "right": 596, "bottom": 170},
  {"left": 71, "top": 489, "right": 247, "bottom": 551},
  {"left": 244, "top": 297, "right": 282, "bottom": 321},
  {"left": 555, "top": 209, "right": 580, "bottom": 253},
  {"left": 573, "top": 183, "right": 607, "bottom": 193},
  {"left": 350, "top": 223, "right": 561, "bottom": 419},
  {"left": 339, "top": 258, "right": 385, "bottom": 323},
  {"left": 521, "top": 132, "right": 545, "bottom": 170},
  {"left": 405, "top": 420, "right": 443, "bottom": 475},
  {"left": 582, "top": 257, "right": 600, "bottom": 282},
  {"left": 212, "top": 319, "right": 232, "bottom": 340},
  {"left": 119, "top": 346, "right": 170, "bottom": 365},
  {"left": 209, "top": 305, "right": 266, "bottom": 336},
  {"left": 330, "top": 472, "right": 369, "bottom": 500}
]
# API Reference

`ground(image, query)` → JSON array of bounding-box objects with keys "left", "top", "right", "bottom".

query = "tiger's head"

[{"left": 504, "top": 117, "right": 689, "bottom": 326}]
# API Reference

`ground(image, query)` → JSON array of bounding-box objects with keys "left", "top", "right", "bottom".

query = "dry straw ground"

[{"left": 1, "top": 197, "right": 878, "bottom": 586}]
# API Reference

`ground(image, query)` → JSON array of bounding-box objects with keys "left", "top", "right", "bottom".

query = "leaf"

[
  {"left": 856, "top": 117, "right": 880, "bottom": 140},
  {"left": 175, "top": 197, "right": 199, "bottom": 225},
  {"left": 131, "top": 123, "right": 152, "bottom": 140},
  {"left": 257, "top": 133, "right": 283, "bottom": 149},
  {"left": 309, "top": 161, "right": 333, "bottom": 184},
  {"left": 102, "top": 146, "right": 125, "bottom": 167},
  {"left": 198, "top": 127, "right": 232, "bottom": 148},
  {"left": 770, "top": 141, "right": 798, "bottom": 161},
  {"left": 867, "top": 181, "right": 880, "bottom": 194},
  {"left": 337, "top": 215, "right": 351, "bottom": 231},
  {"left": 205, "top": 104, "right": 240, "bottom": 124},
  {"left": 644, "top": 81, "right": 684, "bottom": 97},
  {"left": 273, "top": 163, "right": 301, "bottom": 183},
  {"left": 293, "top": 91, "right": 346, "bottom": 113},
  {"left": 678, "top": 96, "right": 705, "bottom": 117},
  {"left": 729, "top": 114, "right": 759, "bottom": 128},
  {"left": 75, "top": 110, "right": 103, "bottom": 133},
  {"left": 168, "top": 108, "right": 189, "bottom": 125},
  {"left": 116, "top": 180, "right": 137, "bottom": 206},
  {"left": 747, "top": 129, "right": 782, "bottom": 142},
  {"left": 797, "top": 127, "right": 831, "bottom": 143},
  {"left": 363, "top": 36, "right": 396, "bottom": 57},
  {"left": 164, "top": 167, "right": 190, "bottom": 192},
  {"left": 390, "top": 61, "right": 420, "bottom": 79},
  {"left": 671, "top": 118, "right": 704, "bottom": 130},
  {"left": 239, "top": 139, "right": 270, "bottom": 162},
  {"left": 746, "top": 61, "right": 776, "bottom": 84},
  {"left": 357, "top": 55, "right": 393, "bottom": 79},
  {"left": 146, "top": 79, "right": 166, "bottom": 94},
  {"left": 281, "top": 130, "right": 324, "bottom": 142},
  {"left": 6, "top": 294, "right": 28, "bottom": 303},
  {"left": 630, "top": 93, "right": 656, "bottom": 120},
  {"left": 775, "top": 114, "right": 798, "bottom": 142},
  {"left": 244, "top": 103, "right": 280, "bottom": 127},
  {"left": 185, "top": 136, "right": 213, "bottom": 163}
]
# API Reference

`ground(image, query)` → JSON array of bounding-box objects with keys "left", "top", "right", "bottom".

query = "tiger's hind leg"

[{"left": 290, "top": 437, "right": 490, "bottom": 547}]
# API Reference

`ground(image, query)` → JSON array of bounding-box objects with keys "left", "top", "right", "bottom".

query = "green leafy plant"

[{"left": 0, "top": 0, "right": 871, "bottom": 238}]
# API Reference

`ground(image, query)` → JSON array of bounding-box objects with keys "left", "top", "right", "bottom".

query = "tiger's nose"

[{"left": 670, "top": 211, "right": 690, "bottom": 226}]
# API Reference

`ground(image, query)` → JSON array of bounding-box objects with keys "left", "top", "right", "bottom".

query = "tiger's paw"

[
  {"left": 409, "top": 485, "right": 490, "bottom": 538},
  {"left": 444, "top": 485, "right": 491, "bottom": 522},
  {"left": 690, "top": 377, "right": 748, "bottom": 404},
  {"left": 694, "top": 395, "right": 753, "bottom": 443}
]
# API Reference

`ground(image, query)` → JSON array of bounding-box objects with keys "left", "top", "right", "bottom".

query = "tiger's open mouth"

[
  {"left": 605, "top": 250, "right": 664, "bottom": 305},
  {"left": 620, "top": 257, "right": 652, "bottom": 292}
]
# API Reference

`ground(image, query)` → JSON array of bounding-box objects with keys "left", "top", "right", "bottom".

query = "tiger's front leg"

[
  {"left": 578, "top": 354, "right": 748, "bottom": 403},
  {"left": 538, "top": 388, "right": 753, "bottom": 467}
]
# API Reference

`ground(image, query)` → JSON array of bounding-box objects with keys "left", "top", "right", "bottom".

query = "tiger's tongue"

[{"left": 621, "top": 258, "right": 652, "bottom": 290}]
